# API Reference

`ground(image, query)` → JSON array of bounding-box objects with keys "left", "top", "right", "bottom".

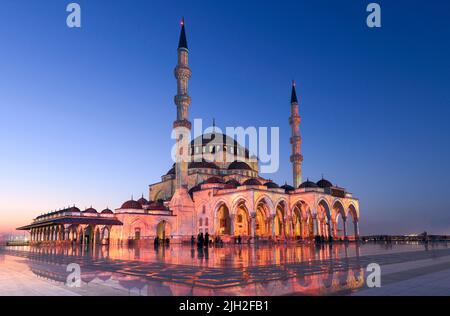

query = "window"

[
  {"left": 202, "top": 206, "right": 206, "bottom": 214},
  {"left": 205, "top": 218, "right": 209, "bottom": 226},
  {"left": 199, "top": 218, "right": 203, "bottom": 226},
  {"left": 134, "top": 228, "right": 141, "bottom": 240}
]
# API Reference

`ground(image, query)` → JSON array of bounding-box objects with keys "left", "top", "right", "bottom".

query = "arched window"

[
  {"left": 199, "top": 218, "right": 203, "bottom": 226},
  {"left": 202, "top": 206, "right": 206, "bottom": 214},
  {"left": 205, "top": 218, "right": 209, "bottom": 226},
  {"left": 134, "top": 228, "right": 141, "bottom": 240}
]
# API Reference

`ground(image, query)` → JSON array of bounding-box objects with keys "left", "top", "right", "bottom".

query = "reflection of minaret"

[
  {"left": 174, "top": 18, "right": 192, "bottom": 189},
  {"left": 289, "top": 81, "right": 303, "bottom": 188}
]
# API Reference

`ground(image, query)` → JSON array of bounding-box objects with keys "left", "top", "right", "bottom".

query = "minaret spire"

[
  {"left": 289, "top": 80, "right": 303, "bottom": 188},
  {"left": 173, "top": 18, "right": 192, "bottom": 189},
  {"left": 178, "top": 17, "right": 188, "bottom": 49}
]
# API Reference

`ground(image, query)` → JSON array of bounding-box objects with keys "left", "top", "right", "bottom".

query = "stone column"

[
  {"left": 354, "top": 221, "right": 359, "bottom": 240},
  {"left": 327, "top": 217, "right": 332, "bottom": 239},
  {"left": 250, "top": 213, "right": 256, "bottom": 239},
  {"left": 271, "top": 215, "right": 276, "bottom": 237},
  {"left": 230, "top": 215, "right": 235, "bottom": 236},
  {"left": 343, "top": 217, "right": 347, "bottom": 239}
]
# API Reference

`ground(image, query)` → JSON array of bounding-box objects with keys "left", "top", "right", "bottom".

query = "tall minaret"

[
  {"left": 173, "top": 18, "right": 192, "bottom": 189},
  {"left": 289, "top": 81, "right": 303, "bottom": 188}
]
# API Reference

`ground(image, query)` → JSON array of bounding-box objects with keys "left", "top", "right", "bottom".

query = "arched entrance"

[
  {"left": 333, "top": 201, "right": 346, "bottom": 240},
  {"left": 255, "top": 201, "right": 269, "bottom": 237},
  {"left": 318, "top": 200, "right": 332, "bottom": 238},
  {"left": 83, "top": 225, "right": 94, "bottom": 245},
  {"left": 157, "top": 221, "right": 170, "bottom": 240},
  {"left": 292, "top": 205, "right": 303, "bottom": 238},
  {"left": 216, "top": 203, "right": 231, "bottom": 235},
  {"left": 234, "top": 201, "right": 250, "bottom": 236}
]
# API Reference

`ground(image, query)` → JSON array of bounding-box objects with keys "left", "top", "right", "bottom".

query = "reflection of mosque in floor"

[
  {"left": 14, "top": 244, "right": 365, "bottom": 296},
  {"left": 18, "top": 19, "right": 360, "bottom": 245}
]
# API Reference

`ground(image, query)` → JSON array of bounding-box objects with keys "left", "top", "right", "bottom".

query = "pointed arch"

[
  {"left": 332, "top": 200, "right": 346, "bottom": 239},
  {"left": 255, "top": 198, "right": 272, "bottom": 237},
  {"left": 234, "top": 199, "right": 250, "bottom": 237},
  {"left": 214, "top": 201, "right": 232, "bottom": 236},
  {"left": 317, "top": 199, "right": 332, "bottom": 238}
]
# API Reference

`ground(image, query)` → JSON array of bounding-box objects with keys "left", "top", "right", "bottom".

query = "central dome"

[{"left": 190, "top": 133, "right": 251, "bottom": 158}]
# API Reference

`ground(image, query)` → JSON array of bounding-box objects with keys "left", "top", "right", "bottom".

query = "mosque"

[{"left": 18, "top": 20, "right": 360, "bottom": 245}]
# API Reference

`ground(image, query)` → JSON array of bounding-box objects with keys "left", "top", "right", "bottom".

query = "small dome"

[
  {"left": 137, "top": 196, "right": 149, "bottom": 205},
  {"left": 280, "top": 184, "right": 295, "bottom": 192},
  {"left": 166, "top": 164, "right": 175, "bottom": 176},
  {"left": 225, "top": 179, "right": 241, "bottom": 187},
  {"left": 101, "top": 208, "right": 114, "bottom": 214},
  {"left": 67, "top": 207, "right": 81, "bottom": 213},
  {"left": 264, "top": 181, "right": 280, "bottom": 189},
  {"left": 189, "top": 160, "right": 219, "bottom": 170},
  {"left": 203, "top": 176, "right": 224, "bottom": 184},
  {"left": 299, "top": 179, "right": 319, "bottom": 189},
  {"left": 317, "top": 178, "right": 333, "bottom": 188},
  {"left": 243, "top": 178, "right": 262, "bottom": 186},
  {"left": 120, "top": 200, "right": 142, "bottom": 210},
  {"left": 83, "top": 207, "right": 98, "bottom": 214},
  {"left": 228, "top": 161, "right": 253, "bottom": 171}
]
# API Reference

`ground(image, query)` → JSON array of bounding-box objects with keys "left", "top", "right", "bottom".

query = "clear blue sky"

[{"left": 0, "top": 0, "right": 449, "bottom": 235}]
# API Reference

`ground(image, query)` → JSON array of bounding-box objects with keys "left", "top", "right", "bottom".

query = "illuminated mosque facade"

[{"left": 18, "top": 20, "right": 360, "bottom": 245}]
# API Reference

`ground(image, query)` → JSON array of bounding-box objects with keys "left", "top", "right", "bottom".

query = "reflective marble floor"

[{"left": 0, "top": 242, "right": 449, "bottom": 296}]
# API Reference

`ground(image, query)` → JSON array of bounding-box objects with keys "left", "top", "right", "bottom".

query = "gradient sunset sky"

[{"left": 0, "top": 0, "right": 449, "bottom": 235}]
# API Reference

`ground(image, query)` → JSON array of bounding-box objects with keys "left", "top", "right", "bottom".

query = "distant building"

[{"left": 18, "top": 20, "right": 360, "bottom": 245}]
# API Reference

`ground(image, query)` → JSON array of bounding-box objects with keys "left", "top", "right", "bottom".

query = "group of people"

[
  {"left": 191, "top": 233, "right": 226, "bottom": 248},
  {"left": 313, "top": 235, "right": 347, "bottom": 244},
  {"left": 154, "top": 236, "right": 170, "bottom": 247}
]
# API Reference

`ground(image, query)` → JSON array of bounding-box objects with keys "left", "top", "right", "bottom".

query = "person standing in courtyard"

[{"left": 204, "top": 232, "right": 209, "bottom": 248}]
